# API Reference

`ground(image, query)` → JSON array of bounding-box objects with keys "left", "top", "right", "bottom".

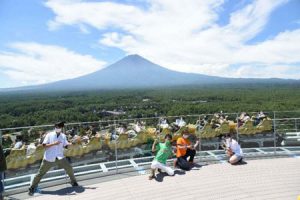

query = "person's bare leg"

[
  {"left": 148, "top": 169, "right": 156, "bottom": 180},
  {"left": 173, "top": 160, "right": 177, "bottom": 168},
  {"left": 229, "top": 155, "right": 239, "bottom": 164}
]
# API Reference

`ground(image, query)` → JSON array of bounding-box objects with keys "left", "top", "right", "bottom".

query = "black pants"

[{"left": 176, "top": 149, "right": 196, "bottom": 171}]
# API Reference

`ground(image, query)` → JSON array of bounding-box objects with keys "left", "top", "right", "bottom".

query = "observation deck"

[
  {"left": 1, "top": 112, "right": 300, "bottom": 199},
  {"left": 7, "top": 156, "right": 300, "bottom": 200}
]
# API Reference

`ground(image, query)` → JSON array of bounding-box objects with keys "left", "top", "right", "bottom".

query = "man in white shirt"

[
  {"left": 224, "top": 134, "right": 244, "bottom": 165},
  {"left": 28, "top": 122, "right": 78, "bottom": 196}
]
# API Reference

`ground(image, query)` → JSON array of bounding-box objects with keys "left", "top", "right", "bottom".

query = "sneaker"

[
  {"left": 148, "top": 175, "right": 155, "bottom": 180},
  {"left": 28, "top": 187, "right": 35, "bottom": 196},
  {"left": 71, "top": 182, "right": 79, "bottom": 187}
]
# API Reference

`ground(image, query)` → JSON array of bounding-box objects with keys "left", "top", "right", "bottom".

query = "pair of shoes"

[
  {"left": 71, "top": 182, "right": 79, "bottom": 187},
  {"left": 28, "top": 187, "right": 35, "bottom": 196}
]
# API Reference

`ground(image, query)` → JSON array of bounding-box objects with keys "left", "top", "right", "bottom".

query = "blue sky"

[{"left": 0, "top": 0, "right": 300, "bottom": 88}]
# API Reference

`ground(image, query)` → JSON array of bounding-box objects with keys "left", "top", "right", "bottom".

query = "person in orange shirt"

[{"left": 175, "top": 130, "right": 199, "bottom": 170}]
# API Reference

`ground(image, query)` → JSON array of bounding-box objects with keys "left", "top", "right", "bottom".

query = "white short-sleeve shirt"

[
  {"left": 226, "top": 139, "right": 243, "bottom": 157},
  {"left": 43, "top": 131, "right": 69, "bottom": 162},
  {"left": 14, "top": 141, "right": 23, "bottom": 149}
]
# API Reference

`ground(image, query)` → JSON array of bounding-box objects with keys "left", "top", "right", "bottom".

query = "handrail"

[{"left": 0, "top": 112, "right": 300, "bottom": 131}]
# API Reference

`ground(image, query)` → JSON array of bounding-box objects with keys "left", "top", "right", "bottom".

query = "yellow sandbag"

[
  {"left": 187, "top": 124, "right": 197, "bottom": 134},
  {"left": 7, "top": 148, "right": 27, "bottom": 169},
  {"left": 238, "top": 120, "right": 255, "bottom": 135},
  {"left": 117, "top": 134, "right": 129, "bottom": 149},
  {"left": 86, "top": 137, "right": 102, "bottom": 152},
  {"left": 215, "top": 122, "right": 230, "bottom": 136},
  {"left": 256, "top": 118, "right": 272, "bottom": 132},
  {"left": 200, "top": 124, "right": 215, "bottom": 139}
]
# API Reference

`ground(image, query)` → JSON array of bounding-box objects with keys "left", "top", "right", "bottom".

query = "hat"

[{"left": 55, "top": 121, "right": 65, "bottom": 128}]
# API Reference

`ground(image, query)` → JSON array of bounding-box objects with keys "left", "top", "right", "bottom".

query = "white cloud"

[
  {"left": 235, "top": 29, "right": 300, "bottom": 64},
  {"left": 0, "top": 42, "right": 106, "bottom": 87},
  {"left": 224, "top": 0, "right": 288, "bottom": 42},
  {"left": 233, "top": 65, "right": 300, "bottom": 79},
  {"left": 45, "top": 0, "right": 144, "bottom": 30},
  {"left": 44, "top": 0, "right": 299, "bottom": 79}
]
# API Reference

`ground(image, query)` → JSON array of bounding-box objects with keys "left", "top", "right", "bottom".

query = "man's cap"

[{"left": 55, "top": 121, "right": 65, "bottom": 128}]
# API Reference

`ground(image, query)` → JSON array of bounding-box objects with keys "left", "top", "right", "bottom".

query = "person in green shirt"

[{"left": 149, "top": 134, "right": 174, "bottom": 180}]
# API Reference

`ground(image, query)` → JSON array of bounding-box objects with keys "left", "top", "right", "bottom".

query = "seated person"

[
  {"left": 254, "top": 111, "right": 266, "bottom": 125},
  {"left": 219, "top": 110, "right": 225, "bottom": 119},
  {"left": 238, "top": 112, "right": 250, "bottom": 127},
  {"left": 134, "top": 121, "right": 145, "bottom": 133},
  {"left": 218, "top": 116, "right": 226, "bottom": 125},
  {"left": 126, "top": 130, "right": 137, "bottom": 138},
  {"left": 13, "top": 135, "right": 24, "bottom": 149},
  {"left": 149, "top": 134, "right": 174, "bottom": 180},
  {"left": 118, "top": 125, "right": 127, "bottom": 134},
  {"left": 81, "top": 135, "right": 90, "bottom": 145},
  {"left": 26, "top": 141, "right": 39, "bottom": 156},
  {"left": 211, "top": 119, "right": 220, "bottom": 129},
  {"left": 159, "top": 118, "right": 169, "bottom": 129},
  {"left": 258, "top": 111, "right": 266, "bottom": 118},
  {"left": 239, "top": 112, "right": 246, "bottom": 120},
  {"left": 175, "top": 130, "right": 199, "bottom": 171},
  {"left": 243, "top": 113, "right": 251, "bottom": 122},
  {"left": 72, "top": 134, "right": 82, "bottom": 144},
  {"left": 197, "top": 116, "right": 208, "bottom": 129},
  {"left": 2, "top": 134, "right": 13, "bottom": 149},
  {"left": 175, "top": 117, "right": 186, "bottom": 128},
  {"left": 223, "top": 133, "right": 243, "bottom": 165}
]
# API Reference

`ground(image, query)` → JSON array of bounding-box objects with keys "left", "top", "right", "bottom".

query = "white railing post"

[
  {"left": 114, "top": 120, "right": 118, "bottom": 174},
  {"left": 273, "top": 111, "right": 277, "bottom": 155},
  {"left": 236, "top": 113, "right": 239, "bottom": 142},
  {"left": 198, "top": 115, "right": 201, "bottom": 152},
  {"left": 0, "top": 130, "right": 2, "bottom": 145}
]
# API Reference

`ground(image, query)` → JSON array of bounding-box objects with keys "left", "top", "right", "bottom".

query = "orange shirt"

[{"left": 176, "top": 137, "right": 191, "bottom": 157}]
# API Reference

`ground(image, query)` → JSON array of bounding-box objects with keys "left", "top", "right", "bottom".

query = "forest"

[{"left": 0, "top": 83, "right": 300, "bottom": 129}]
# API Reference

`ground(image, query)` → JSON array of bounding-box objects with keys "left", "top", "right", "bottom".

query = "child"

[{"left": 149, "top": 134, "right": 174, "bottom": 180}]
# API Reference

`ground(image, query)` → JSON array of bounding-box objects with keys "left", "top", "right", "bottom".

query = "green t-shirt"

[{"left": 154, "top": 142, "right": 173, "bottom": 164}]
